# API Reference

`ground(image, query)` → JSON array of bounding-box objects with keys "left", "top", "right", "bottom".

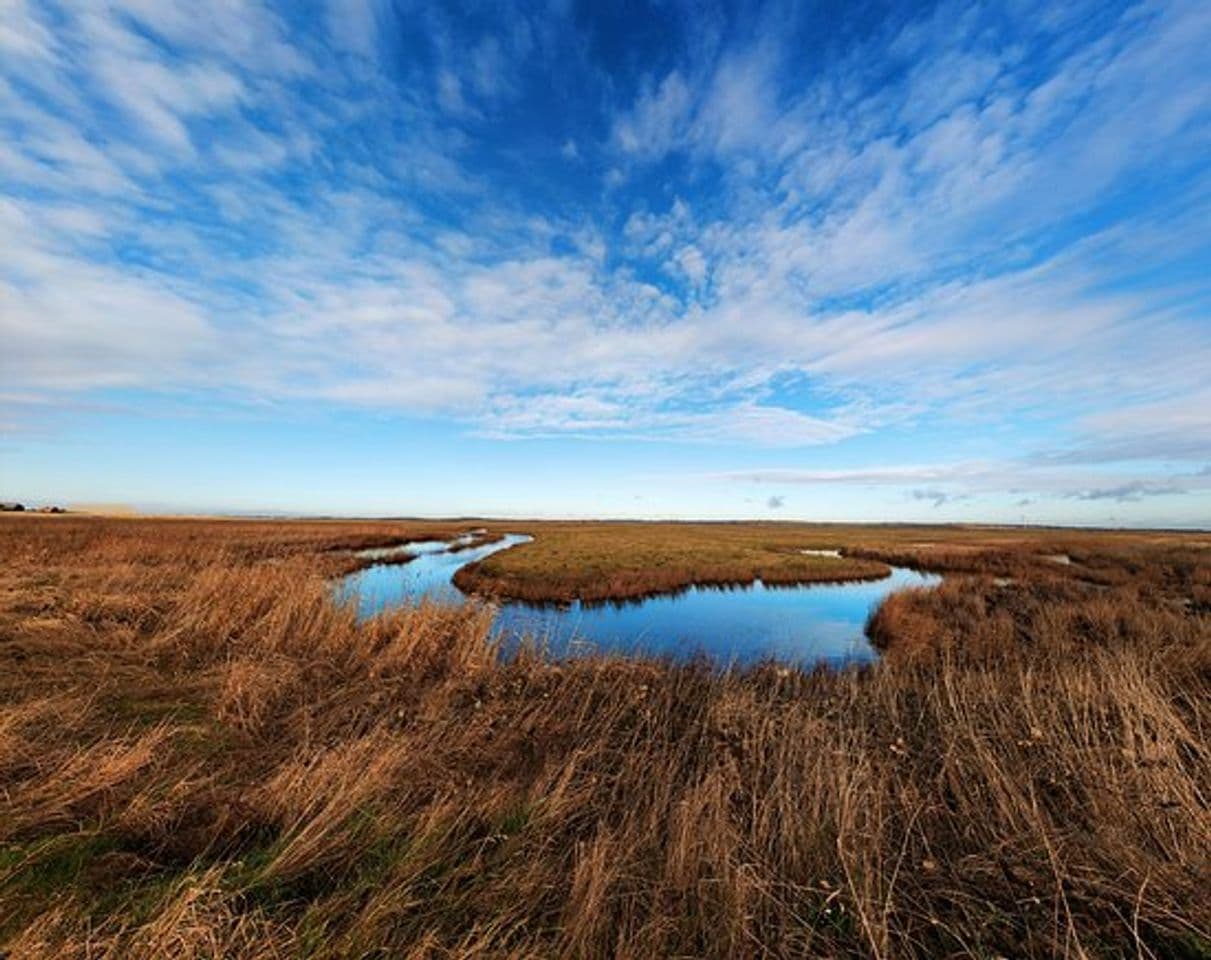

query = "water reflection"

[
  {"left": 337, "top": 535, "right": 532, "bottom": 608},
  {"left": 337, "top": 534, "right": 939, "bottom": 668}
]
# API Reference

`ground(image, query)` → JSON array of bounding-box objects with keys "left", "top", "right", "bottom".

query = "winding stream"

[{"left": 337, "top": 534, "right": 939, "bottom": 668}]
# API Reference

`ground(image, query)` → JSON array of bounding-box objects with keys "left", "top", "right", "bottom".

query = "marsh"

[{"left": 339, "top": 533, "right": 940, "bottom": 666}]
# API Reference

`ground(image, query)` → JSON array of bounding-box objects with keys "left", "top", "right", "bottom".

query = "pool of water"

[
  {"left": 337, "top": 534, "right": 939, "bottom": 668},
  {"left": 339, "top": 534, "right": 533, "bottom": 606}
]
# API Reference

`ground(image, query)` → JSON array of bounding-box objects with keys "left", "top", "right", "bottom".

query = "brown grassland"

[
  {"left": 0, "top": 515, "right": 1208, "bottom": 958},
  {"left": 452, "top": 523, "right": 891, "bottom": 602},
  {"left": 452, "top": 520, "right": 1211, "bottom": 606}
]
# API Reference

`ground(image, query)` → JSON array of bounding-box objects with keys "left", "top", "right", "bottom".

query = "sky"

[{"left": 1, "top": 0, "right": 1209, "bottom": 525}]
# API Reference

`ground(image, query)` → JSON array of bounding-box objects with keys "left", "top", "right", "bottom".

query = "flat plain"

[{"left": 0, "top": 515, "right": 1207, "bottom": 958}]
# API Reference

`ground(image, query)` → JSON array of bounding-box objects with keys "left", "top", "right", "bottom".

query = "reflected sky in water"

[{"left": 338, "top": 535, "right": 939, "bottom": 668}]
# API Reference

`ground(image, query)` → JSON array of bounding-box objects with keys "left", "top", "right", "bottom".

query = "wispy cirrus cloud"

[
  {"left": 1064, "top": 481, "right": 1186, "bottom": 503},
  {"left": 1, "top": 0, "right": 1208, "bottom": 520},
  {"left": 713, "top": 459, "right": 1211, "bottom": 511}
]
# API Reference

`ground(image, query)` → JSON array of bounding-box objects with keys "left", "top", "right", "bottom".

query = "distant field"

[
  {"left": 0, "top": 515, "right": 1207, "bottom": 958},
  {"left": 452, "top": 518, "right": 1210, "bottom": 606}
]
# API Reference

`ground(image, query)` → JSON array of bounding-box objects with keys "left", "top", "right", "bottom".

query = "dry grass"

[
  {"left": 453, "top": 522, "right": 891, "bottom": 603},
  {"left": 0, "top": 515, "right": 1208, "bottom": 958},
  {"left": 451, "top": 519, "right": 1211, "bottom": 607}
]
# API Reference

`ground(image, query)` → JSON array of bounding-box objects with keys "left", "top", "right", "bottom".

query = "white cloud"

[
  {"left": 0, "top": 0, "right": 1207, "bottom": 486},
  {"left": 90, "top": 55, "right": 245, "bottom": 151},
  {"left": 436, "top": 70, "right": 470, "bottom": 116},
  {"left": 468, "top": 36, "right": 510, "bottom": 100},
  {"left": 713, "top": 459, "right": 1211, "bottom": 506},
  {"left": 0, "top": 0, "right": 54, "bottom": 59},
  {"left": 0, "top": 230, "right": 222, "bottom": 392},
  {"left": 613, "top": 71, "right": 694, "bottom": 157},
  {"left": 676, "top": 246, "right": 708, "bottom": 285},
  {"left": 1037, "top": 392, "right": 1211, "bottom": 465},
  {"left": 325, "top": 0, "right": 381, "bottom": 57},
  {"left": 693, "top": 47, "right": 781, "bottom": 155},
  {"left": 109, "top": 0, "right": 308, "bottom": 76}
]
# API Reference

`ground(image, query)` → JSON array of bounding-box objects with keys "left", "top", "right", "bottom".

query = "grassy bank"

[
  {"left": 0, "top": 516, "right": 1208, "bottom": 958},
  {"left": 451, "top": 519, "right": 1210, "bottom": 606},
  {"left": 452, "top": 522, "right": 892, "bottom": 603}
]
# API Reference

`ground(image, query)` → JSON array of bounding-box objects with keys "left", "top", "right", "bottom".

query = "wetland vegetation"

[
  {"left": 340, "top": 531, "right": 938, "bottom": 667},
  {"left": 0, "top": 515, "right": 1207, "bottom": 958},
  {"left": 451, "top": 522, "right": 892, "bottom": 603}
]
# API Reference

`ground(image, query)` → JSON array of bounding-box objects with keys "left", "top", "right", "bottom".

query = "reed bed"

[
  {"left": 453, "top": 523, "right": 891, "bottom": 603},
  {"left": 0, "top": 516, "right": 1207, "bottom": 958},
  {"left": 450, "top": 520, "right": 1210, "bottom": 606}
]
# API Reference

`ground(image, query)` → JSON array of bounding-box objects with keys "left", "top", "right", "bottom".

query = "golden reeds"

[{"left": 0, "top": 516, "right": 1207, "bottom": 957}]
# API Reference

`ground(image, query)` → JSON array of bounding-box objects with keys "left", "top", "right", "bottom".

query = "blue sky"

[{"left": 1, "top": 0, "right": 1209, "bottom": 524}]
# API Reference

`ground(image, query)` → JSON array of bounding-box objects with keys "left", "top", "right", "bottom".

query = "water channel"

[{"left": 337, "top": 534, "right": 940, "bottom": 667}]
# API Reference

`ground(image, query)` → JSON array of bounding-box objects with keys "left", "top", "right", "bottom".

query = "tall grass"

[{"left": 0, "top": 517, "right": 1207, "bottom": 957}]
